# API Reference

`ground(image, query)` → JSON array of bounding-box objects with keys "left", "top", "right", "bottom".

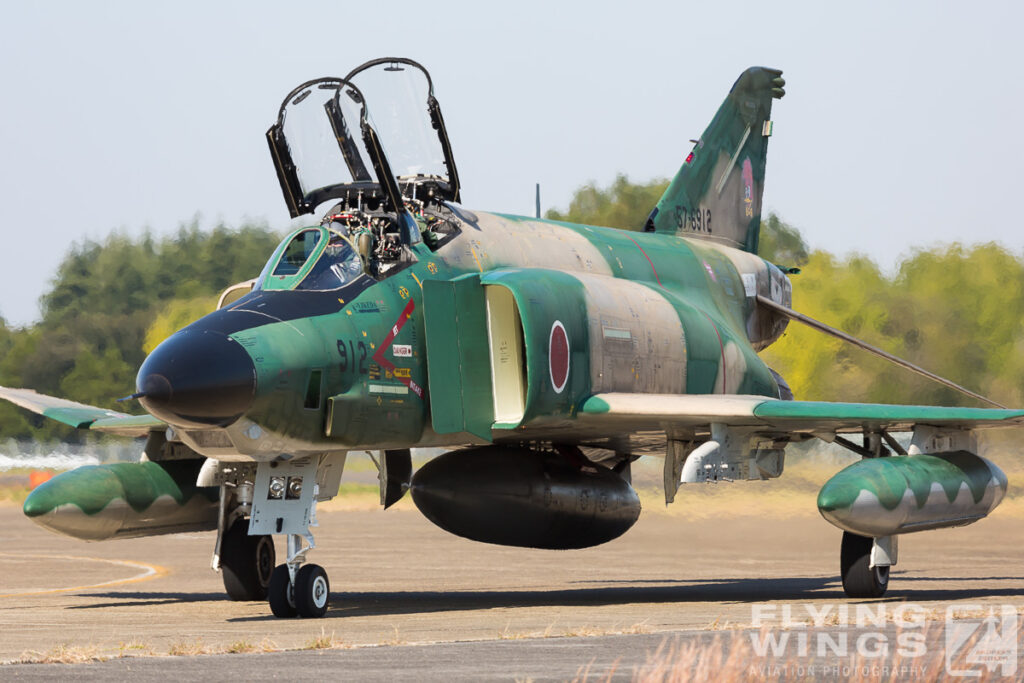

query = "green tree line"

[{"left": 0, "top": 221, "right": 281, "bottom": 441}]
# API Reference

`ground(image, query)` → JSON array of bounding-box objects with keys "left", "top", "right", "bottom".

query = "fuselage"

[{"left": 137, "top": 207, "right": 792, "bottom": 461}]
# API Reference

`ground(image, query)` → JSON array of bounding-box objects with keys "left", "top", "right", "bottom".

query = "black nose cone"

[{"left": 137, "top": 329, "right": 256, "bottom": 427}]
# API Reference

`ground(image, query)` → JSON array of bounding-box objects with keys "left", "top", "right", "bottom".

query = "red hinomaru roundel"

[{"left": 549, "top": 321, "right": 570, "bottom": 393}]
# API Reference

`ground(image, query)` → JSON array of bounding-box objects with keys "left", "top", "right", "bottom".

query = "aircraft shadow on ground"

[
  {"left": 67, "top": 592, "right": 228, "bottom": 609},
  {"left": 233, "top": 574, "right": 1023, "bottom": 622},
  {"left": 65, "top": 574, "right": 1024, "bottom": 619}
]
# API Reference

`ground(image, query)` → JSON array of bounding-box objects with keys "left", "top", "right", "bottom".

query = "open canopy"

[{"left": 267, "top": 58, "right": 460, "bottom": 219}]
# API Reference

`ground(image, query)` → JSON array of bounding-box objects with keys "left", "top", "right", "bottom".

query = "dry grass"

[
  {"left": 13, "top": 645, "right": 107, "bottom": 664},
  {"left": 566, "top": 622, "right": 1011, "bottom": 682},
  {"left": 14, "top": 636, "right": 279, "bottom": 664},
  {"left": 223, "top": 640, "right": 258, "bottom": 654},
  {"left": 117, "top": 640, "right": 155, "bottom": 656},
  {"left": 166, "top": 639, "right": 206, "bottom": 656},
  {"left": 385, "top": 625, "right": 405, "bottom": 646},
  {"left": 304, "top": 628, "right": 345, "bottom": 650},
  {"left": 501, "top": 622, "right": 652, "bottom": 641}
]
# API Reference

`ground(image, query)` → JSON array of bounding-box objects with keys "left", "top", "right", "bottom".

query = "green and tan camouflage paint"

[
  {"left": 22, "top": 460, "right": 218, "bottom": 541},
  {"left": 816, "top": 452, "right": 1008, "bottom": 537}
]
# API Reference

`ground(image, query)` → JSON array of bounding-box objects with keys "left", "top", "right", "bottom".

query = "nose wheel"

[
  {"left": 268, "top": 562, "right": 329, "bottom": 618},
  {"left": 268, "top": 564, "right": 296, "bottom": 617},
  {"left": 295, "top": 564, "right": 330, "bottom": 617}
]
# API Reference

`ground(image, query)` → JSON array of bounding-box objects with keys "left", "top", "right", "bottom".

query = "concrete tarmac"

[
  {"left": 0, "top": 499, "right": 1021, "bottom": 677},
  {"left": 9, "top": 626, "right": 1018, "bottom": 682}
]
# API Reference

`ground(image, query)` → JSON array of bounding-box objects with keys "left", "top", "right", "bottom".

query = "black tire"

[
  {"left": 221, "top": 520, "right": 276, "bottom": 601},
  {"left": 294, "top": 564, "right": 330, "bottom": 618},
  {"left": 268, "top": 564, "right": 297, "bottom": 618},
  {"left": 840, "top": 531, "right": 889, "bottom": 598}
]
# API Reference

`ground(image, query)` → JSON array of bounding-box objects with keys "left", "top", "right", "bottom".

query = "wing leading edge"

[
  {"left": 579, "top": 393, "right": 1024, "bottom": 435},
  {"left": 0, "top": 386, "right": 164, "bottom": 437}
]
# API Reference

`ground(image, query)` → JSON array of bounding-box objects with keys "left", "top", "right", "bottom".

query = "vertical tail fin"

[{"left": 645, "top": 67, "right": 784, "bottom": 253}]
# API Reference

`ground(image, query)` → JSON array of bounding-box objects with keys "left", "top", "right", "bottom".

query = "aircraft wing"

[
  {"left": 0, "top": 386, "right": 164, "bottom": 437},
  {"left": 578, "top": 393, "right": 1024, "bottom": 435}
]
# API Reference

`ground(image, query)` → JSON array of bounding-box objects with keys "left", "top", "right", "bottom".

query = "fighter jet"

[{"left": 2, "top": 58, "right": 1019, "bottom": 618}]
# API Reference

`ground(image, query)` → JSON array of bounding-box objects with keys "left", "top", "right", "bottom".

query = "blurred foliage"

[
  {"left": 758, "top": 212, "right": 810, "bottom": 267},
  {"left": 0, "top": 221, "right": 281, "bottom": 442},
  {"left": 546, "top": 174, "right": 669, "bottom": 230},
  {"left": 144, "top": 296, "right": 219, "bottom": 355},
  {"left": 761, "top": 244, "right": 1024, "bottom": 407},
  {"left": 544, "top": 175, "right": 806, "bottom": 266}
]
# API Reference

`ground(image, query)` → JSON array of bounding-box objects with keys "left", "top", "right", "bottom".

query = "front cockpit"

[
  {"left": 264, "top": 58, "right": 463, "bottom": 286},
  {"left": 255, "top": 226, "right": 367, "bottom": 292}
]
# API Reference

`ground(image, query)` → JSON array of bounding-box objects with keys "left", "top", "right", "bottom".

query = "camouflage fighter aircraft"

[{"left": 2, "top": 58, "right": 1020, "bottom": 618}]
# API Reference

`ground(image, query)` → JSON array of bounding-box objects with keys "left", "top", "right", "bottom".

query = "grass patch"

[
  {"left": 117, "top": 640, "right": 154, "bottom": 656},
  {"left": 224, "top": 640, "right": 258, "bottom": 654},
  {"left": 167, "top": 639, "right": 206, "bottom": 656},
  {"left": 14, "top": 645, "right": 106, "bottom": 664},
  {"left": 501, "top": 622, "right": 652, "bottom": 641},
  {"left": 304, "top": 628, "right": 345, "bottom": 650}
]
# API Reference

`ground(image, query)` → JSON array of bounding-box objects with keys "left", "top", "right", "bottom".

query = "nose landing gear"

[{"left": 267, "top": 533, "right": 330, "bottom": 618}]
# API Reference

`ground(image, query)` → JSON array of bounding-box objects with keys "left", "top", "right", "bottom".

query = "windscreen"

[
  {"left": 272, "top": 228, "right": 321, "bottom": 276},
  {"left": 256, "top": 227, "right": 366, "bottom": 291}
]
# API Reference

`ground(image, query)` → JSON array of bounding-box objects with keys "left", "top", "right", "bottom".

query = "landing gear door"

[{"left": 422, "top": 275, "right": 494, "bottom": 441}]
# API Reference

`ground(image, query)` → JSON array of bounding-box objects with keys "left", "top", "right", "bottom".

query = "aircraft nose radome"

[{"left": 136, "top": 329, "right": 256, "bottom": 428}]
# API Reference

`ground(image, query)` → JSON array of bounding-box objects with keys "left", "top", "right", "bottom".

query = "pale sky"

[{"left": 1, "top": 1, "right": 1021, "bottom": 325}]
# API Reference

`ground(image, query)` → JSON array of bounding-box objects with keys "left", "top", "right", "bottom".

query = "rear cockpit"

[{"left": 264, "top": 58, "right": 463, "bottom": 288}]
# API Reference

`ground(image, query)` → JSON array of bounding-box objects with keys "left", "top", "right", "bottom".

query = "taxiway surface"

[{"left": 0, "top": 497, "right": 1021, "bottom": 675}]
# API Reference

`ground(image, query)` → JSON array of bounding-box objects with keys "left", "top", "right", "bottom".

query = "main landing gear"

[
  {"left": 840, "top": 531, "right": 890, "bottom": 598},
  {"left": 220, "top": 519, "right": 275, "bottom": 601}
]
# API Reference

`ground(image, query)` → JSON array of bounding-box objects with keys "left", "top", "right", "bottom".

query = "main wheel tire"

[
  {"left": 221, "top": 520, "right": 276, "bottom": 601},
  {"left": 268, "top": 564, "right": 297, "bottom": 618},
  {"left": 840, "top": 531, "right": 889, "bottom": 598},
  {"left": 294, "top": 564, "right": 330, "bottom": 618}
]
